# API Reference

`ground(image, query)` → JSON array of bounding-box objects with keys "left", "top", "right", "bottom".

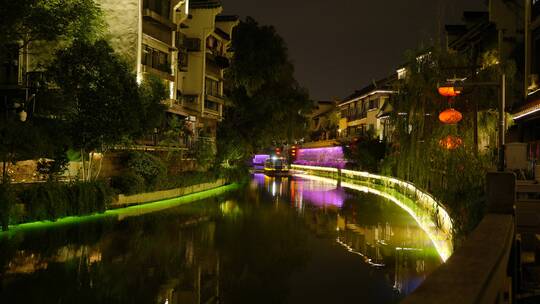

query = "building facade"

[
  {"left": 0, "top": 0, "right": 238, "bottom": 143},
  {"left": 337, "top": 77, "right": 396, "bottom": 142},
  {"left": 99, "top": 0, "right": 238, "bottom": 141},
  {"left": 518, "top": 0, "right": 540, "bottom": 147}
]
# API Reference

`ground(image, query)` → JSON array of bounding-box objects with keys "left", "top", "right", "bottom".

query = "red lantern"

[
  {"left": 439, "top": 108, "right": 463, "bottom": 124},
  {"left": 439, "top": 135, "right": 463, "bottom": 150},
  {"left": 438, "top": 86, "right": 461, "bottom": 97}
]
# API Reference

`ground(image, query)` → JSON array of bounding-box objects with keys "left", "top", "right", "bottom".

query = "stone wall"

[{"left": 97, "top": 0, "right": 139, "bottom": 68}]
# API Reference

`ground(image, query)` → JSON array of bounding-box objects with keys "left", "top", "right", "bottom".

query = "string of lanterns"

[{"left": 437, "top": 82, "right": 463, "bottom": 150}]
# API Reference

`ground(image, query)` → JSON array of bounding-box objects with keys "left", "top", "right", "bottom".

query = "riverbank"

[{"left": 0, "top": 182, "right": 240, "bottom": 237}]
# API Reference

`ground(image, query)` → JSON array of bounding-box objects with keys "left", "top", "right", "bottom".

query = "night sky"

[{"left": 222, "top": 0, "right": 486, "bottom": 101}]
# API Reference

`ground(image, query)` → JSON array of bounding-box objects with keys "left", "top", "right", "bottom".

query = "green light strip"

[{"left": 0, "top": 183, "right": 240, "bottom": 238}]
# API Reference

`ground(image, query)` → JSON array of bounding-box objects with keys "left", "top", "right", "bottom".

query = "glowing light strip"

[
  {"left": 293, "top": 169, "right": 453, "bottom": 262},
  {"left": 513, "top": 105, "right": 540, "bottom": 120},
  {"left": 527, "top": 87, "right": 540, "bottom": 96},
  {"left": 293, "top": 164, "right": 453, "bottom": 237},
  {"left": 0, "top": 183, "right": 240, "bottom": 238}
]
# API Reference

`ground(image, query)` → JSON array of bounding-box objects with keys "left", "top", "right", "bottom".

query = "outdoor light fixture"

[
  {"left": 438, "top": 108, "right": 463, "bottom": 124},
  {"left": 437, "top": 81, "right": 463, "bottom": 98},
  {"left": 439, "top": 135, "right": 463, "bottom": 150}
]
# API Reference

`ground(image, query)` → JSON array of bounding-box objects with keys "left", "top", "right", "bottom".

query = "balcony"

[
  {"left": 142, "top": 9, "right": 175, "bottom": 29},
  {"left": 142, "top": 64, "right": 174, "bottom": 81},
  {"left": 170, "top": 95, "right": 200, "bottom": 115}
]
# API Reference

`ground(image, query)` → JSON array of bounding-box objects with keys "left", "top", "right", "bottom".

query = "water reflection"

[{"left": 0, "top": 175, "right": 440, "bottom": 303}]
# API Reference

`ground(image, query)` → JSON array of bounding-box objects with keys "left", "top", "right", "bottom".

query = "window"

[
  {"left": 142, "top": 45, "right": 170, "bottom": 73},
  {"left": 205, "top": 100, "right": 219, "bottom": 112},
  {"left": 143, "top": 0, "right": 171, "bottom": 18},
  {"left": 205, "top": 77, "right": 220, "bottom": 97},
  {"left": 369, "top": 99, "right": 379, "bottom": 110}
]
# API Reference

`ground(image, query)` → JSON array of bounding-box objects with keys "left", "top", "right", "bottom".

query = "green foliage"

[
  {"left": 37, "top": 148, "right": 69, "bottom": 181},
  {"left": 126, "top": 152, "right": 166, "bottom": 188},
  {"left": 47, "top": 39, "right": 142, "bottom": 152},
  {"left": 219, "top": 17, "right": 312, "bottom": 166},
  {"left": 110, "top": 172, "right": 146, "bottom": 195},
  {"left": 138, "top": 75, "right": 167, "bottom": 136},
  {"left": 194, "top": 139, "right": 216, "bottom": 168},
  {"left": 226, "top": 17, "right": 292, "bottom": 95},
  {"left": 384, "top": 46, "right": 510, "bottom": 236},
  {"left": 0, "top": 183, "right": 17, "bottom": 230},
  {"left": 343, "top": 136, "right": 387, "bottom": 172},
  {"left": 0, "top": 0, "right": 104, "bottom": 52},
  {"left": 19, "top": 181, "right": 112, "bottom": 223}
]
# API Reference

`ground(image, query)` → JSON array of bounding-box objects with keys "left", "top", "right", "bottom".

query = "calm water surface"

[{"left": 0, "top": 174, "right": 441, "bottom": 303}]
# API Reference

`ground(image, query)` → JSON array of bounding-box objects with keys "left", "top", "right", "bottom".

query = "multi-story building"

[
  {"left": 518, "top": 0, "right": 540, "bottom": 148},
  {"left": 337, "top": 77, "right": 396, "bottom": 141},
  {"left": 0, "top": 0, "right": 238, "bottom": 143},
  {"left": 307, "top": 100, "right": 338, "bottom": 143},
  {"left": 99, "top": 0, "right": 238, "bottom": 141}
]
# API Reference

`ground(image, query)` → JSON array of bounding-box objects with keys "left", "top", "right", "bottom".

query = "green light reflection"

[{"left": 1, "top": 183, "right": 240, "bottom": 238}]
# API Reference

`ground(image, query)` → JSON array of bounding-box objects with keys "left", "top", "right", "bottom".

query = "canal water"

[{"left": 0, "top": 174, "right": 441, "bottom": 304}]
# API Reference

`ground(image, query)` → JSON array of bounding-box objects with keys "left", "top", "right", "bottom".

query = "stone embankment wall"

[{"left": 113, "top": 178, "right": 226, "bottom": 207}]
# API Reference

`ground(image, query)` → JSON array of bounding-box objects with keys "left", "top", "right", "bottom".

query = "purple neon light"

[
  {"left": 294, "top": 146, "right": 346, "bottom": 169},
  {"left": 252, "top": 154, "right": 270, "bottom": 165}
]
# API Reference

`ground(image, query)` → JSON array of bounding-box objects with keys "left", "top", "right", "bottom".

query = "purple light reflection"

[
  {"left": 301, "top": 187, "right": 346, "bottom": 208},
  {"left": 293, "top": 178, "right": 346, "bottom": 208},
  {"left": 294, "top": 146, "right": 346, "bottom": 169}
]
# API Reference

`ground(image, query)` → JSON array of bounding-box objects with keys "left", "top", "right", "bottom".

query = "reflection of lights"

[
  {"left": 293, "top": 169, "right": 453, "bottom": 262},
  {"left": 336, "top": 237, "right": 385, "bottom": 267},
  {"left": 272, "top": 181, "right": 276, "bottom": 196}
]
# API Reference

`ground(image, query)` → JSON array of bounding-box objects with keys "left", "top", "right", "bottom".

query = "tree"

[
  {"left": 384, "top": 46, "right": 516, "bottom": 235},
  {"left": 0, "top": 0, "right": 103, "bottom": 49},
  {"left": 47, "top": 40, "right": 146, "bottom": 180},
  {"left": 218, "top": 17, "right": 312, "bottom": 166}
]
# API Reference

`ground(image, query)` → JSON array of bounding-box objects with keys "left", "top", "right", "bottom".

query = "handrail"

[{"left": 291, "top": 164, "right": 454, "bottom": 261}]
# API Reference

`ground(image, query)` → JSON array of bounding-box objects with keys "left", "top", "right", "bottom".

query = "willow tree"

[{"left": 385, "top": 46, "right": 514, "bottom": 235}]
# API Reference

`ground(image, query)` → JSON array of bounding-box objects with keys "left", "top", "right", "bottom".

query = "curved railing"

[{"left": 291, "top": 164, "right": 454, "bottom": 262}]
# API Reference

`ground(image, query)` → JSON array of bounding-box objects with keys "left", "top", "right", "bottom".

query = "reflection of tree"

[
  {"left": 215, "top": 201, "right": 310, "bottom": 304},
  {"left": 0, "top": 199, "right": 223, "bottom": 304}
]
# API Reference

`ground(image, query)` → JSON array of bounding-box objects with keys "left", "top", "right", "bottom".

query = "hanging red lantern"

[
  {"left": 438, "top": 86, "right": 462, "bottom": 97},
  {"left": 439, "top": 108, "right": 463, "bottom": 124},
  {"left": 439, "top": 135, "right": 463, "bottom": 150}
]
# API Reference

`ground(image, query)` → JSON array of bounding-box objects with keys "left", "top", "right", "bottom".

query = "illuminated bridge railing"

[{"left": 291, "top": 164, "right": 454, "bottom": 262}]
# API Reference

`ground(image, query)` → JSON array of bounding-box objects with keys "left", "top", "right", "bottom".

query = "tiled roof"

[
  {"left": 342, "top": 75, "right": 396, "bottom": 103},
  {"left": 189, "top": 0, "right": 221, "bottom": 9}
]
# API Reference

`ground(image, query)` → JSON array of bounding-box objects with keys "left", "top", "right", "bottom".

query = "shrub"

[
  {"left": 126, "top": 152, "right": 166, "bottom": 189},
  {"left": 19, "top": 181, "right": 113, "bottom": 223},
  {"left": 0, "top": 183, "right": 17, "bottom": 230},
  {"left": 110, "top": 172, "right": 146, "bottom": 195}
]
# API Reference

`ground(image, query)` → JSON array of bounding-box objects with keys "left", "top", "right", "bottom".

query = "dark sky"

[{"left": 222, "top": 0, "right": 486, "bottom": 101}]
